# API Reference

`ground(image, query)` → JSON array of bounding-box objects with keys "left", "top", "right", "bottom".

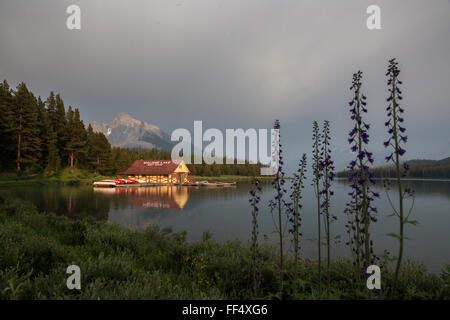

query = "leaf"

[
  {"left": 386, "top": 256, "right": 397, "bottom": 262},
  {"left": 404, "top": 219, "right": 419, "bottom": 226},
  {"left": 386, "top": 233, "right": 401, "bottom": 240},
  {"left": 386, "top": 212, "right": 397, "bottom": 218}
]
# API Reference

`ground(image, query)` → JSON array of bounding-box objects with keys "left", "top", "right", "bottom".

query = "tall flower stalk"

[
  {"left": 384, "top": 58, "right": 415, "bottom": 297},
  {"left": 249, "top": 178, "right": 263, "bottom": 297},
  {"left": 345, "top": 71, "right": 379, "bottom": 273},
  {"left": 288, "top": 153, "right": 307, "bottom": 296},
  {"left": 312, "top": 121, "right": 323, "bottom": 292},
  {"left": 320, "top": 120, "right": 335, "bottom": 294},
  {"left": 269, "top": 119, "right": 287, "bottom": 297}
]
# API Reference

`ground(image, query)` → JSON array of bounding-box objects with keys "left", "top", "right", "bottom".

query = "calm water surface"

[{"left": 2, "top": 179, "right": 449, "bottom": 272}]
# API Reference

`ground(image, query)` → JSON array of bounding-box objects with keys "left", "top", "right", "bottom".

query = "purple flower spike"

[{"left": 345, "top": 70, "right": 378, "bottom": 264}]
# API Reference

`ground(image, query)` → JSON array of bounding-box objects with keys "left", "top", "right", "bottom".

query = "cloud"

[{"left": 0, "top": 0, "right": 449, "bottom": 171}]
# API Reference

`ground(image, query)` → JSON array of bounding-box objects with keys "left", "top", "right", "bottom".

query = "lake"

[{"left": 2, "top": 179, "right": 449, "bottom": 273}]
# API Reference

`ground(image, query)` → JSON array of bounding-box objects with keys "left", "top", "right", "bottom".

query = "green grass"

[
  {"left": 0, "top": 194, "right": 448, "bottom": 300},
  {"left": 0, "top": 169, "right": 113, "bottom": 186}
]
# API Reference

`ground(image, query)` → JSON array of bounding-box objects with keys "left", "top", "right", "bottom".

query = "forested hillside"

[
  {"left": 337, "top": 157, "right": 450, "bottom": 179},
  {"left": 0, "top": 80, "right": 112, "bottom": 174}
]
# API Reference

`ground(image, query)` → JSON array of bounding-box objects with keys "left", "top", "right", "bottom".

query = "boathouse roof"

[{"left": 121, "top": 160, "right": 189, "bottom": 175}]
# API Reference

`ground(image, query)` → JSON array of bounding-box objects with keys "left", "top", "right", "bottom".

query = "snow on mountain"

[{"left": 88, "top": 113, "right": 174, "bottom": 151}]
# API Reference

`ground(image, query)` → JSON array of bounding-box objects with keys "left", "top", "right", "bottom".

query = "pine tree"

[
  {"left": 111, "top": 147, "right": 128, "bottom": 172},
  {"left": 0, "top": 80, "right": 15, "bottom": 169},
  {"left": 37, "top": 96, "right": 60, "bottom": 173},
  {"left": 74, "top": 108, "right": 88, "bottom": 167},
  {"left": 10, "top": 83, "right": 41, "bottom": 172},
  {"left": 88, "top": 126, "right": 113, "bottom": 174},
  {"left": 53, "top": 93, "right": 67, "bottom": 165},
  {"left": 65, "top": 107, "right": 88, "bottom": 169},
  {"left": 46, "top": 91, "right": 57, "bottom": 122}
]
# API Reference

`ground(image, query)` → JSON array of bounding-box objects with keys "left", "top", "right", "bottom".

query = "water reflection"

[
  {"left": 2, "top": 180, "right": 449, "bottom": 272},
  {"left": 103, "top": 185, "right": 250, "bottom": 229},
  {"left": 1, "top": 185, "right": 110, "bottom": 220},
  {"left": 94, "top": 186, "right": 189, "bottom": 209}
]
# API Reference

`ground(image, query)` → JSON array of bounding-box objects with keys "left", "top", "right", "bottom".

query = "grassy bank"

[
  {"left": 0, "top": 169, "right": 113, "bottom": 187},
  {"left": 0, "top": 195, "right": 448, "bottom": 300}
]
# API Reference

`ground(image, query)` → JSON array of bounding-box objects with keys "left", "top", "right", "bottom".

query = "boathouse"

[{"left": 120, "top": 160, "right": 190, "bottom": 184}]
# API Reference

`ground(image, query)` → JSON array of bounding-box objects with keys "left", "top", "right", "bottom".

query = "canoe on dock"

[
  {"left": 93, "top": 179, "right": 236, "bottom": 188},
  {"left": 93, "top": 179, "right": 139, "bottom": 187}
]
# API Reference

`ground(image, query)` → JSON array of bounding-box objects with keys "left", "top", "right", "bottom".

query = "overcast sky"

[{"left": 1, "top": 0, "right": 449, "bottom": 171}]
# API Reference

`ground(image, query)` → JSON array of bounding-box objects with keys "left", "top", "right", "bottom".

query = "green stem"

[
  {"left": 392, "top": 76, "right": 404, "bottom": 298},
  {"left": 356, "top": 87, "right": 370, "bottom": 267},
  {"left": 315, "top": 142, "right": 321, "bottom": 294},
  {"left": 276, "top": 175, "right": 283, "bottom": 297}
]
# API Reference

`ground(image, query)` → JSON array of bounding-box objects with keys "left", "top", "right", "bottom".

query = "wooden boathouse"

[{"left": 119, "top": 160, "right": 190, "bottom": 185}]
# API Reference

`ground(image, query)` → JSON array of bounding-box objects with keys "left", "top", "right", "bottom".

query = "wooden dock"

[{"left": 188, "top": 181, "right": 237, "bottom": 187}]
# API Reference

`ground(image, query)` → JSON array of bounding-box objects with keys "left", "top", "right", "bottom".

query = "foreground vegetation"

[{"left": 0, "top": 195, "right": 448, "bottom": 300}]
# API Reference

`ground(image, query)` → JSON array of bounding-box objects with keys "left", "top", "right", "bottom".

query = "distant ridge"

[
  {"left": 406, "top": 157, "right": 450, "bottom": 167},
  {"left": 88, "top": 113, "right": 174, "bottom": 151},
  {"left": 337, "top": 157, "right": 450, "bottom": 179}
]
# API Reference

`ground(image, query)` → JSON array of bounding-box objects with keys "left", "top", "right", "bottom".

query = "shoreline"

[
  {"left": 189, "top": 175, "right": 275, "bottom": 183},
  {"left": 2, "top": 174, "right": 448, "bottom": 187},
  {"left": 335, "top": 177, "right": 450, "bottom": 182},
  {"left": 0, "top": 172, "right": 276, "bottom": 187}
]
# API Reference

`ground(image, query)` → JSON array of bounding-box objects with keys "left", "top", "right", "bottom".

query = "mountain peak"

[
  {"left": 110, "top": 112, "right": 142, "bottom": 128},
  {"left": 88, "top": 112, "right": 173, "bottom": 151},
  {"left": 114, "top": 112, "right": 134, "bottom": 121}
]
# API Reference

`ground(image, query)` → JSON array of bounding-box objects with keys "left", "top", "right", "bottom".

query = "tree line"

[
  {"left": 112, "top": 148, "right": 265, "bottom": 177},
  {"left": 0, "top": 80, "right": 112, "bottom": 174},
  {"left": 337, "top": 163, "right": 450, "bottom": 180}
]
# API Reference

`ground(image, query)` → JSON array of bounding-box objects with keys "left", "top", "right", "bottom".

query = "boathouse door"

[{"left": 178, "top": 173, "right": 186, "bottom": 185}]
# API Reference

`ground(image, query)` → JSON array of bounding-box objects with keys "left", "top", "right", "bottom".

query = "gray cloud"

[{"left": 1, "top": 0, "right": 449, "bottom": 171}]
